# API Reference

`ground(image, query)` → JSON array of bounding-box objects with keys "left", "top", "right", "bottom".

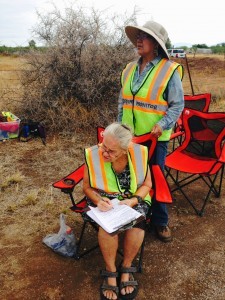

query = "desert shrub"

[{"left": 20, "top": 4, "right": 138, "bottom": 134}]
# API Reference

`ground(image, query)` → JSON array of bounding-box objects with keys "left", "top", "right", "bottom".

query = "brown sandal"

[
  {"left": 100, "top": 270, "right": 119, "bottom": 300},
  {"left": 119, "top": 266, "right": 138, "bottom": 300}
]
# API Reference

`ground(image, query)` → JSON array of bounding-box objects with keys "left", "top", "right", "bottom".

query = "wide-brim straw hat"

[{"left": 125, "top": 21, "right": 169, "bottom": 59}]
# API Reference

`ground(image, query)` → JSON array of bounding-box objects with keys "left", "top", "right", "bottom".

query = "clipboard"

[{"left": 87, "top": 198, "right": 145, "bottom": 235}]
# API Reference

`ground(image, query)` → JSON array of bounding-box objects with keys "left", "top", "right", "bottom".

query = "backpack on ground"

[{"left": 19, "top": 119, "right": 46, "bottom": 145}]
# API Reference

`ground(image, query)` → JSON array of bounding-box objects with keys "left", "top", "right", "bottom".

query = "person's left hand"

[
  {"left": 119, "top": 198, "right": 135, "bottom": 207},
  {"left": 151, "top": 124, "right": 163, "bottom": 138}
]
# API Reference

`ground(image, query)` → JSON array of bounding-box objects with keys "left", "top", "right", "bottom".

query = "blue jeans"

[{"left": 150, "top": 141, "right": 169, "bottom": 226}]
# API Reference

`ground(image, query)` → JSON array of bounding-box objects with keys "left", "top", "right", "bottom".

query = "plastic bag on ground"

[{"left": 42, "top": 213, "right": 76, "bottom": 257}]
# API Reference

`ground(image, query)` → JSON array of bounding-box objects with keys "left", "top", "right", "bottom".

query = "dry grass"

[
  {"left": 0, "top": 55, "right": 28, "bottom": 112},
  {"left": 0, "top": 54, "right": 225, "bottom": 299},
  {"left": 0, "top": 55, "right": 27, "bottom": 71},
  {"left": 187, "top": 53, "right": 225, "bottom": 61},
  {"left": 173, "top": 55, "right": 225, "bottom": 110},
  {"left": 0, "top": 135, "right": 91, "bottom": 235},
  {"left": 1, "top": 54, "right": 225, "bottom": 113},
  {"left": 1, "top": 53, "right": 224, "bottom": 233}
]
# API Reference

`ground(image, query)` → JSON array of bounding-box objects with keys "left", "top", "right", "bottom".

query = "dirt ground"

[
  {"left": 0, "top": 134, "right": 225, "bottom": 300},
  {"left": 1, "top": 55, "right": 225, "bottom": 300}
]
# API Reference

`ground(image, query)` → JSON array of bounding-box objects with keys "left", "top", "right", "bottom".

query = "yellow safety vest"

[
  {"left": 85, "top": 143, "right": 151, "bottom": 205},
  {"left": 121, "top": 58, "right": 183, "bottom": 141}
]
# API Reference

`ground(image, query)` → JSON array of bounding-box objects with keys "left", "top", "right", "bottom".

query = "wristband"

[{"left": 133, "top": 195, "right": 143, "bottom": 203}]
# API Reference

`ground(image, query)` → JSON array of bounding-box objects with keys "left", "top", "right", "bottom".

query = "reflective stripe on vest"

[
  {"left": 85, "top": 143, "right": 151, "bottom": 203},
  {"left": 121, "top": 59, "right": 183, "bottom": 140}
]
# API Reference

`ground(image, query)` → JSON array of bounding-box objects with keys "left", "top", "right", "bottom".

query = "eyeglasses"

[
  {"left": 98, "top": 143, "right": 119, "bottom": 157},
  {"left": 136, "top": 32, "right": 151, "bottom": 40}
]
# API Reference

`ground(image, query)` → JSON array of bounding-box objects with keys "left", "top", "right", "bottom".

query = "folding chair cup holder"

[
  {"left": 53, "top": 127, "right": 172, "bottom": 273},
  {"left": 166, "top": 108, "right": 225, "bottom": 216}
]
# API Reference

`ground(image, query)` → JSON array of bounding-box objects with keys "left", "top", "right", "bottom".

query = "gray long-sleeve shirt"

[{"left": 118, "top": 56, "right": 184, "bottom": 131}]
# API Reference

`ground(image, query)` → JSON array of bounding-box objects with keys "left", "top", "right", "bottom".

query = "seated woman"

[{"left": 83, "top": 122, "right": 152, "bottom": 300}]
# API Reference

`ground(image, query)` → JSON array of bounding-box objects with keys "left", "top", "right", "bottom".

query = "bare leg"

[
  {"left": 121, "top": 227, "right": 145, "bottom": 295},
  {"left": 98, "top": 227, "right": 119, "bottom": 300}
]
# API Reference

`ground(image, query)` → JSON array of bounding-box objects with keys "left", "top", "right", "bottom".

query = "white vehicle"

[{"left": 167, "top": 49, "right": 186, "bottom": 58}]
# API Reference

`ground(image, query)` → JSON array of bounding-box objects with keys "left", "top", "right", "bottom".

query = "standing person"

[
  {"left": 118, "top": 20, "right": 184, "bottom": 242},
  {"left": 83, "top": 122, "right": 152, "bottom": 300}
]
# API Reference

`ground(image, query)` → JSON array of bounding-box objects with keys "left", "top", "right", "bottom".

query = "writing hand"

[{"left": 95, "top": 193, "right": 113, "bottom": 211}]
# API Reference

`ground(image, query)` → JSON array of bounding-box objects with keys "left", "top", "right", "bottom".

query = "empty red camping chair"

[
  {"left": 170, "top": 93, "right": 212, "bottom": 151},
  {"left": 165, "top": 108, "right": 225, "bottom": 216}
]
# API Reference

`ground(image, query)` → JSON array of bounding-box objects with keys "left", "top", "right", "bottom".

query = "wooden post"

[{"left": 185, "top": 55, "right": 194, "bottom": 95}]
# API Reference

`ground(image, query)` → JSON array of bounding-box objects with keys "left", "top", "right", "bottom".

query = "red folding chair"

[
  {"left": 53, "top": 128, "right": 172, "bottom": 272},
  {"left": 166, "top": 108, "right": 225, "bottom": 216},
  {"left": 184, "top": 93, "right": 211, "bottom": 111},
  {"left": 170, "top": 93, "right": 211, "bottom": 151}
]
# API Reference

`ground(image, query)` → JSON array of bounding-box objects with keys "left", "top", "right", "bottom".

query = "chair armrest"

[
  {"left": 52, "top": 164, "right": 85, "bottom": 192},
  {"left": 151, "top": 165, "right": 172, "bottom": 203},
  {"left": 52, "top": 163, "right": 86, "bottom": 209},
  {"left": 170, "top": 131, "right": 184, "bottom": 140}
]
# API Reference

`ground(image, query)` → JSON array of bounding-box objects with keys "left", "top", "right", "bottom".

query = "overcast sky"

[{"left": 0, "top": 0, "right": 224, "bottom": 47}]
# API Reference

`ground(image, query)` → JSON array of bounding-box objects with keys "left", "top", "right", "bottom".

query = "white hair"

[{"left": 103, "top": 122, "right": 133, "bottom": 150}]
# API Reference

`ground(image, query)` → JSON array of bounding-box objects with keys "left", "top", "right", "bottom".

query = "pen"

[{"left": 94, "top": 192, "right": 114, "bottom": 209}]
